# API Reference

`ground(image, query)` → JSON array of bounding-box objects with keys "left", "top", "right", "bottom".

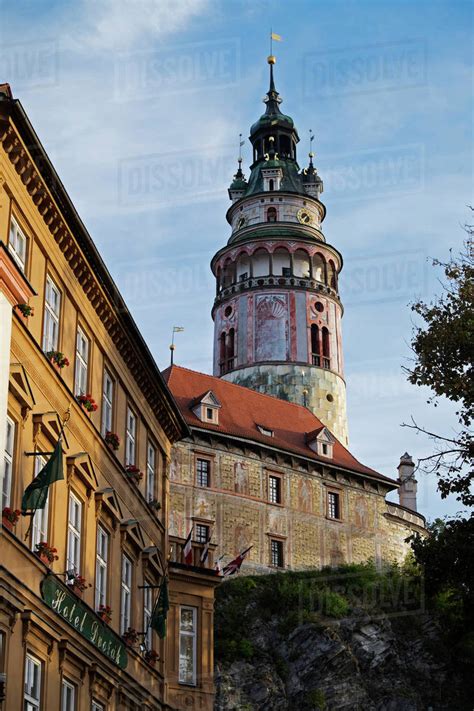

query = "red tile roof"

[{"left": 163, "top": 365, "right": 397, "bottom": 486}]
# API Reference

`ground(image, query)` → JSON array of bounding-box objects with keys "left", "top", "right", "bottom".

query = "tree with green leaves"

[{"left": 403, "top": 213, "right": 473, "bottom": 507}]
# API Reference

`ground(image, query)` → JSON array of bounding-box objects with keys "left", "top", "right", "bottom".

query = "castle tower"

[
  {"left": 397, "top": 452, "right": 418, "bottom": 511},
  {"left": 211, "top": 56, "right": 348, "bottom": 444}
]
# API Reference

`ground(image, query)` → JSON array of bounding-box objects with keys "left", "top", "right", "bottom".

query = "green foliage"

[
  {"left": 405, "top": 223, "right": 473, "bottom": 505},
  {"left": 305, "top": 689, "right": 326, "bottom": 710}
]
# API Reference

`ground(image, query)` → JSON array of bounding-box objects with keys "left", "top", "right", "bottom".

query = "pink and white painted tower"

[{"left": 211, "top": 56, "right": 348, "bottom": 444}]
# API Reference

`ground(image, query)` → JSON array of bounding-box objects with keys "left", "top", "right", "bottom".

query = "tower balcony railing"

[
  {"left": 311, "top": 354, "right": 331, "bottom": 369},
  {"left": 219, "top": 358, "right": 235, "bottom": 375},
  {"left": 215, "top": 275, "right": 339, "bottom": 306}
]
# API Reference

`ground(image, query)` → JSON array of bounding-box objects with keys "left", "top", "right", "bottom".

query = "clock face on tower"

[{"left": 297, "top": 208, "right": 312, "bottom": 225}]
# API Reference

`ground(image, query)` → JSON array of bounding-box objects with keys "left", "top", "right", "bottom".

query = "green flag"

[
  {"left": 150, "top": 577, "right": 169, "bottom": 639},
  {"left": 22, "top": 440, "right": 64, "bottom": 512}
]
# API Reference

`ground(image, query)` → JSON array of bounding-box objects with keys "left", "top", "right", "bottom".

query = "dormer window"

[
  {"left": 192, "top": 391, "right": 221, "bottom": 425},
  {"left": 257, "top": 424, "right": 273, "bottom": 437},
  {"left": 305, "top": 426, "right": 335, "bottom": 459}
]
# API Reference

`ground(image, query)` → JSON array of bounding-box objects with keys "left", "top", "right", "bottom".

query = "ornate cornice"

[{"left": 0, "top": 100, "right": 187, "bottom": 444}]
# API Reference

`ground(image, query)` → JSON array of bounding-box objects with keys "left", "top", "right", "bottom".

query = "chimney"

[{"left": 397, "top": 452, "right": 417, "bottom": 511}]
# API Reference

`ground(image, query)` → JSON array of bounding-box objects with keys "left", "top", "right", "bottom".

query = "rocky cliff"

[{"left": 214, "top": 566, "right": 468, "bottom": 710}]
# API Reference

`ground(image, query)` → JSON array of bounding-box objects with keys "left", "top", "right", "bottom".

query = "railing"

[
  {"left": 169, "top": 536, "right": 217, "bottom": 570},
  {"left": 215, "top": 276, "right": 340, "bottom": 305},
  {"left": 219, "top": 358, "right": 235, "bottom": 375}
]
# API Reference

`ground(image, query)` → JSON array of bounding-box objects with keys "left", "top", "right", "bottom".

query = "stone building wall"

[{"left": 170, "top": 437, "right": 425, "bottom": 573}]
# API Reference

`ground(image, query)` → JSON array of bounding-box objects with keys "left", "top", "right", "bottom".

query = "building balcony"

[{"left": 169, "top": 536, "right": 219, "bottom": 572}]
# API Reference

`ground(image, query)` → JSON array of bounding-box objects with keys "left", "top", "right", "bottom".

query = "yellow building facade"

[{"left": 0, "top": 84, "right": 219, "bottom": 711}]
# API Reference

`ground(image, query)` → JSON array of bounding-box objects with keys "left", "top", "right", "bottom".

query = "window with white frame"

[
  {"left": 9, "top": 216, "right": 27, "bottom": 271},
  {"left": 91, "top": 702, "right": 104, "bottom": 711},
  {"left": 61, "top": 678, "right": 76, "bottom": 711},
  {"left": 268, "top": 474, "right": 282, "bottom": 504},
  {"left": 42, "top": 275, "right": 61, "bottom": 353},
  {"left": 31, "top": 456, "right": 48, "bottom": 551},
  {"left": 120, "top": 554, "right": 132, "bottom": 634},
  {"left": 125, "top": 408, "right": 136, "bottom": 466},
  {"left": 143, "top": 583, "right": 153, "bottom": 650},
  {"left": 179, "top": 606, "right": 197, "bottom": 685},
  {"left": 95, "top": 524, "right": 108, "bottom": 610},
  {"left": 146, "top": 441, "right": 156, "bottom": 501},
  {"left": 101, "top": 369, "right": 113, "bottom": 436},
  {"left": 24, "top": 653, "right": 41, "bottom": 711},
  {"left": 2, "top": 416, "right": 15, "bottom": 509},
  {"left": 67, "top": 493, "right": 82, "bottom": 574},
  {"left": 74, "top": 326, "right": 89, "bottom": 396}
]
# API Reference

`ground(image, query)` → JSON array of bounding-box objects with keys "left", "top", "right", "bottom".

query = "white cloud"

[{"left": 82, "top": 0, "right": 210, "bottom": 50}]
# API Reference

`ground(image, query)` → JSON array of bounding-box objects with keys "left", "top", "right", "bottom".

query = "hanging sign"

[{"left": 41, "top": 575, "right": 128, "bottom": 669}]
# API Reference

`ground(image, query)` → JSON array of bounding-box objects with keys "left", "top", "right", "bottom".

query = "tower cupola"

[
  {"left": 211, "top": 56, "right": 349, "bottom": 444},
  {"left": 249, "top": 56, "right": 299, "bottom": 166}
]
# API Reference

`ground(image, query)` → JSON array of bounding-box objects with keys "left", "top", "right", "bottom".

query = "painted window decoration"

[
  {"left": 42, "top": 275, "right": 61, "bottom": 353},
  {"left": 179, "top": 606, "right": 197, "bottom": 685},
  {"left": 9, "top": 216, "right": 27, "bottom": 271}
]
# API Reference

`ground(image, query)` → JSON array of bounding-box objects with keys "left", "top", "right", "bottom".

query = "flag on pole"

[
  {"left": 21, "top": 440, "right": 64, "bottom": 512},
  {"left": 200, "top": 528, "right": 212, "bottom": 565},
  {"left": 222, "top": 546, "right": 253, "bottom": 577},
  {"left": 271, "top": 32, "right": 282, "bottom": 42},
  {"left": 214, "top": 555, "right": 225, "bottom": 574},
  {"left": 150, "top": 576, "right": 169, "bottom": 639},
  {"left": 183, "top": 527, "right": 194, "bottom": 565}
]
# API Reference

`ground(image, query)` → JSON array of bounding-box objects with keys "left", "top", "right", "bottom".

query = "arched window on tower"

[
  {"left": 219, "top": 332, "right": 227, "bottom": 374},
  {"left": 327, "top": 260, "right": 337, "bottom": 290},
  {"left": 311, "top": 324, "right": 320, "bottom": 366},
  {"left": 219, "top": 329, "right": 235, "bottom": 375},
  {"left": 227, "top": 328, "right": 235, "bottom": 370},
  {"left": 313, "top": 253, "right": 326, "bottom": 283},
  {"left": 267, "top": 207, "right": 277, "bottom": 223},
  {"left": 322, "top": 327, "right": 330, "bottom": 369}
]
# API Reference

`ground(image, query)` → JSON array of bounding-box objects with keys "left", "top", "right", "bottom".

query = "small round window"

[
  {"left": 314, "top": 301, "right": 324, "bottom": 313},
  {"left": 224, "top": 305, "right": 233, "bottom": 318}
]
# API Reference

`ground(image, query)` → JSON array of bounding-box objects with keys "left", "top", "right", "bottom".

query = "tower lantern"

[{"left": 211, "top": 58, "right": 349, "bottom": 444}]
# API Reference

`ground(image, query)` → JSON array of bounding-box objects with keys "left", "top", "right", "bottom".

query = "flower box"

[
  {"left": 97, "top": 605, "right": 112, "bottom": 624},
  {"left": 46, "top": 350, "right": 69, "bottom": 369},
  {"left": 122, "top": 628, "right": 138, "bottom": 647},
  {"left": 77, "top": 394, "right": 98, "bottom": 412},
  {"left": 125, "top": 465, "right": 143, "bottom": 485},
  {"left": 105, "top": 431, "right": 120, "bottom": 450},
  {"left": 34, "top": 541, "right": 59, "bottom": 566},
  {"left": 16, "top": 303, "right": 34, "bottom": 318},
  {"left": 2, "top": 507, "right": 20, "bottom": 531},
  {"left": 144, "top": 649, "right": 159, "bottom": 666}
]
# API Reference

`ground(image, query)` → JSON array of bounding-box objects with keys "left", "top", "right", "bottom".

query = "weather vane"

[{"left": 170, "top": 326, "right": 184, "bottom": 365}]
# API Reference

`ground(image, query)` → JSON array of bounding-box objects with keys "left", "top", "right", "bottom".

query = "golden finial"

[{"left": 267, "top": 55, "right": 276, "bottom": 65}]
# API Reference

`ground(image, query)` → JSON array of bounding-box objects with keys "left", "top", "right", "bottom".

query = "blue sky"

[{"left": 0, "top": 0, "right": 472, "bottom": 520}]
